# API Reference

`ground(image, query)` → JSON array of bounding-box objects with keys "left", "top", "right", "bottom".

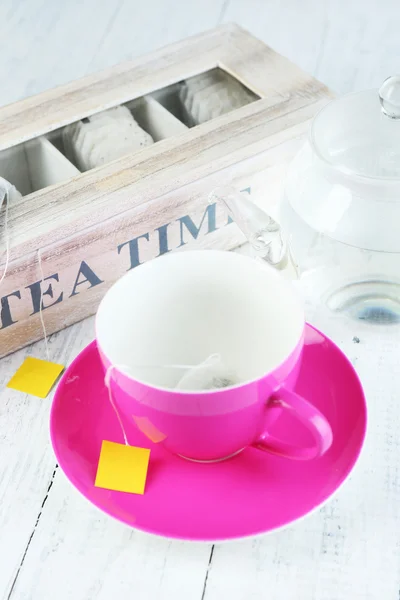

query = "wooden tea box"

[{"left": 0, "top": 24, "right": 331, "bottom": 358}]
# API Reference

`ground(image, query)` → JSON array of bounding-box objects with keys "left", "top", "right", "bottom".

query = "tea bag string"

[
  {"left": 37, "top": 249, "right": 50, "bottom": 362},
  {"left": 0, "top": 183, "right": 51, "bottom": 363},
  {"left": 0, "top": 177, "right": 20, "bottom": 286},
  {"left": 0, "top": 189, "right": 9, "bottom": 286},
  {"left": 0, "top": 191, "right": 10, "bottom": 283},
  {"left": 104, "top": 365, "right": 130, "bottom": 446}
]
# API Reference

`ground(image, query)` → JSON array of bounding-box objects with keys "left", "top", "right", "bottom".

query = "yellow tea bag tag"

[
  {"left": 95, "top": 440, "right": 150, "bottom": 495},
  {"left": 7, "top": 356, "right": 65, "bottom": 398}
]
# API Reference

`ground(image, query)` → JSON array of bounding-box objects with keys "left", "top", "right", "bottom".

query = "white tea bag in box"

[
  {"left": 175, "top": 354, "right": 239, "bottom": 391},
  {"left": 180, "top": 71, "right": 253, "bottom": 125},
  {"left": 62, "top": 106, "right": 154, "bottom": 171}
]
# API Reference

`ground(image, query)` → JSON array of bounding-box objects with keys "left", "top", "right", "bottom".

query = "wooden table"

[{"left": 1, "top": 1, "right": 400, "bottom": 598}]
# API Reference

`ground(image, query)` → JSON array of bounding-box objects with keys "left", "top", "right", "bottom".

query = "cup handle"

[{"left": 252, "top": 388, "right": 333, "bottom": 460}]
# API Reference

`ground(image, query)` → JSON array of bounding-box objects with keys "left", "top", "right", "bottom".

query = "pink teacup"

[{"left": 96, "top": 250, "right": 332, "bottom": 462}]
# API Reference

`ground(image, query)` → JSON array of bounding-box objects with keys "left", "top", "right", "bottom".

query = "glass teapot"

[{"left": 212, "top": 76, "right": 400, "bottom": 324}]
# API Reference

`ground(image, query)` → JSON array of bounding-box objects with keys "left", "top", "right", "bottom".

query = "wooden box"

[{"left": 0, "top": 24, "right": 331, "bottom": 358}]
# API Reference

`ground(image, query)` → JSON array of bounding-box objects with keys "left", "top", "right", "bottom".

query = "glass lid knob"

[{"left": 379, "top": 75, "right": 400, "bottom": 119}]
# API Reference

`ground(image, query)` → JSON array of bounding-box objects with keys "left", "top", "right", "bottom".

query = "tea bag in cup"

[{"left": 175, "top": 353, "right": 239, "bottom": 391}]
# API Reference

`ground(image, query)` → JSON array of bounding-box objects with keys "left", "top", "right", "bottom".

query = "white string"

[
  {"left": 37, "top": 249, "right": 50, "bottom": 362},
  {"left": 104, "top": 365, "right": 129, "bottom": 446},
  {"left": 0, "top": 180, "right": 51, "bottom": 363},
  {"left": 0, "top": 178, "right": 22, "bottom": 287},
  {"left": 0, "top": 193, "right": 9, "bottom": 286}
]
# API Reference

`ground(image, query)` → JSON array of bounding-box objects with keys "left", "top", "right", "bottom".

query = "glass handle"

[
  {"left": 379, "top": 75, "right": 400, "bottom": 119},
  {"left": 209, "top": 185, "right": 298, "bottom": 275}
]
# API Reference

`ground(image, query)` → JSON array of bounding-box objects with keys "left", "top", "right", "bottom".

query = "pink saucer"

[{"left": 50, "top": 324, "right": 367, "bottom": 542}]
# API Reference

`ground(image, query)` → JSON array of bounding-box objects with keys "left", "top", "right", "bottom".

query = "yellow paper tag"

[
  {"left": 7, "top": 357, "right": 65, "bottom": 398},
  {"left": 95, "top": 440, "right": 150, "bottom": 495}
]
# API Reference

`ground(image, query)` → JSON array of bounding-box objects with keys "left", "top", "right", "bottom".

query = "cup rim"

[{"left": 95, "top": 250, "right": 305, "bottom": 394}]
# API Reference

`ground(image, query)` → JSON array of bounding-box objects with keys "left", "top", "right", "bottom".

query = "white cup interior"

[{"left": 96, "top": 250, "right": 304, "bottom": 390}]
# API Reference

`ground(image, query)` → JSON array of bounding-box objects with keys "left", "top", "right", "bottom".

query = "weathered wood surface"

[{"left": 1, "top": 1, "right": 400, "bottom": 599}]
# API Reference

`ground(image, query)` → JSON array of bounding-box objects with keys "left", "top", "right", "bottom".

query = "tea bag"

[
  {"left": 111, "top": 355, "right": 239, "bottom": 392},
  {"left": 62, "top": 106, "right": 154, "bottom": 171},
  {"left": 180, "top": 71, "right": 253, "bottom": 126},
  {"left": 0, "top": 176, "right": 21, "bottom": 205},
  {"left": 175, "top": 353, "right": 238, "bottom": 391}
]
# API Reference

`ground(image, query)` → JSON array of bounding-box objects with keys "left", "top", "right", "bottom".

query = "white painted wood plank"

[
  {"left": 0, "top": 0, "right": 127, "bottom": 106},
  {"left": 7, "top": 472, "right": 212, "bottom": 600},
  {"left": 222, "top": 0, "right": 400, "bottom": 93},
  {"left": 0, "top": 0, "right": 398, "bottom": 107},
  {"left": 221, "top": 0, "right": 327, "bottom": 85},
  {"left": 310, "top": 0, "right": 400, "bottom": 94},
  {"left": 0, "top": 320, "right": 95, "bottom": 600},
  {"left": 0, "top": 0, "right": 225, "bottom": 108},
  {"left": 83, "top": 0, "right": 229, "bottom": 75}
]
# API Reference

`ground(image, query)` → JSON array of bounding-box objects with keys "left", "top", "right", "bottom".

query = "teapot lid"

[{"left": 311, "top": 75, "right": 400, "bottom": 180}]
